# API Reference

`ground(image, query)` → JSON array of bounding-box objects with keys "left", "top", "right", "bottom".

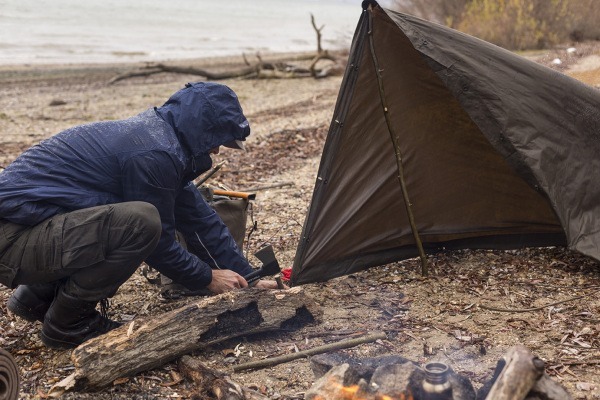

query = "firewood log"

[
  {"left": 485, "top": 345, "right": 545, "bottom": 400},
  {"left": 527, "top": 374, "right": 573, "bottom": 400},
  {"left": 49, "top": 288, "right": 321, "bottom": 393},
  {"left": 179, "top": 355, "right": 270, "bottom": 400}
]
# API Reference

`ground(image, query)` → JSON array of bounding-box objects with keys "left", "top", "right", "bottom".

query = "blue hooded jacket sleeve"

[{"left": 174, "top": 182, "right": 252, "bottom": 277}]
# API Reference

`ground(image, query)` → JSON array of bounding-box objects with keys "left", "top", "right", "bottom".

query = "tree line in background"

[{"left": 391, "top": 0, "right": 600, "bottom": 50}]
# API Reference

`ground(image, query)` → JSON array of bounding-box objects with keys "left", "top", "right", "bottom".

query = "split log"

[
  {"left": 485, "top": 345, "right": 545, "bottom": 400},
  {"left": 179, "top": 355, "right": 269, "bottom": 400},
  {"left": 528, "top": 374, "right": 573, "bottom": 400},
  {"left": 49, "top": 287, "right": 320, "bottom": 394}
]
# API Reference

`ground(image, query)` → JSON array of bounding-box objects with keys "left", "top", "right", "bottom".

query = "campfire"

[
  {"left": 43, "top": 284, "right": 574, "bottom": 399},
  {"left": 308, "top": 360, "right": 462, "bottom": 400},
  {"left": 306, "top": 354, "right": 474, "bottom": 400},
  {"left": 304, "top": 346, "right": 572, "bottom": 400}
]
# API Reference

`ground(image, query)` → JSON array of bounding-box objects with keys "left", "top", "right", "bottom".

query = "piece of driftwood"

[
  {"left": 179, "top": 355, "right": 269, "bottom": 400},
  {"left": 107, "top": 63, "right": 261, "bottom": 84},
  {"left": 306, "top": 13, "right": 343, "bottom": 79},
  {"left": 49, "top": 288, "right": 320, "bottom": 394},
  {"left": 527, "top": 374, "right": 573, "bottom": 400},
  {"left": 107, "top": 54, "right": 336, "bottom": 84},
  {"left": 108, "top": 14, "right": 343, "bottom": 84},
  {"left": 485, "top": 345, "right": 545, "bottom": 400},
  {"left": 233, "top": 331, "right": 386, "bottom": 372}
]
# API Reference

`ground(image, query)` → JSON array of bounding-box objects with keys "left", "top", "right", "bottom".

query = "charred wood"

[
  {"left": 179, "top": 355, "right": 269, "bottom": 400},
  {"left": 48, "top": 288, "right": 320, "bottom": 393}
]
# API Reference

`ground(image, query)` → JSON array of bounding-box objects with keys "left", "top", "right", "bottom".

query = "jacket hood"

[{"left": 155, "top": 82, "right": 250, "bottom": 158}]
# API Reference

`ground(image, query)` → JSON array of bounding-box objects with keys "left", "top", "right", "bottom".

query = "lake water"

[{"left": 0, "top": 0, "right": 393, "bottom": 65}]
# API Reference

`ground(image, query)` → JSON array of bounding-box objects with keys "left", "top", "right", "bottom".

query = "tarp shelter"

[{"left": 291, "top": 0, "right": 600, "bottom": 285}]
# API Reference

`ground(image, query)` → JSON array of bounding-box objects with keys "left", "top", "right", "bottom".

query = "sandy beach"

[{"left": 1, "top": 44, "right": 600, "bottom": 399}]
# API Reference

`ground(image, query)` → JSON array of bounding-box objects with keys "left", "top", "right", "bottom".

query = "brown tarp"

[{"left": 291, "top": 1, "right": 600, "bottom": 285}]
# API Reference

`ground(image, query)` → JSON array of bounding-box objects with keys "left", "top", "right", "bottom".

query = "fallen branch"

[
  {"left": 233, "top": 331, "right": 386, "bottom": 372},
  {"left": 49, "top": 287, "right": 321, "bottom": 393},
  {"left": 304, "top": 329, "right": 367, "bottom": 338},
  {"left": 108, "top": 63, "right": 261, "bottom": 85},
  {"left": 109, "top": 14, "right": 344, "bottom": 84},
  {"left": 310, "top": 13, "right": 324, "bottom": 54},
  {"left": 241, "top": 182, "right": 294, "bottom": 192},
  {"left": 309, "top": 53, "right": 343, "bottom": 79},
  {"left": 480, "top": 289, "right": 600, "bottom": 313},
  {"left": 553, "top": 359, "right": 600, "bottom": 366}
]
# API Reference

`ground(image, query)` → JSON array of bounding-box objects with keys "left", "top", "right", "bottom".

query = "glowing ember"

[{"left": 311, "top": 377, "right": 414, "bottom": 400}]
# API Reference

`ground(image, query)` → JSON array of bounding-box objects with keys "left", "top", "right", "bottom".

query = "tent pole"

[{"left": 366, "top": 6, "right": 429, "bottom": 276}]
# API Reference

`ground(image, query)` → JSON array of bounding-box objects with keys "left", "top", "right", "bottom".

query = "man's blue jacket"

[{"left": 0, "top": 82, "right": 253, "bottom": 290}]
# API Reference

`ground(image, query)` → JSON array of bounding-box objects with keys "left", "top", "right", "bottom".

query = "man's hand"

[
  {"left": 254, "top": 279, "right": 289, "bottom": 290},
  {"left": 207, "top": 269, "right": 248, "bottom": 294}
]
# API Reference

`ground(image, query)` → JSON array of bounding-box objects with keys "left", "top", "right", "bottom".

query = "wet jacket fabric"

[{"left": 0, "top": 82, "right": 253, "bottom": 290}]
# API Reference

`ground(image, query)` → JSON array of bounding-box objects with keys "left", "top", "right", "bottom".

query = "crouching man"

[{"left": 0, "top": 82, "right": 279, "bottom": 349}]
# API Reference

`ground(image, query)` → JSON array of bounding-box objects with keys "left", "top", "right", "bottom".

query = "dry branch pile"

[{"left": 108, "top": 14, "right": 346, "bottom": 85}]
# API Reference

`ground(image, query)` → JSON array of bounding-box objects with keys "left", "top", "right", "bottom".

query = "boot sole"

[
  {"left": 7, "top": 296, "right": 44, "bottom": 322},
  {"left": 40, "top": 331, "right": 80, "bottom": 350},
  {"left": 40, "top": 322, "right": 122, "bottom": 350}
]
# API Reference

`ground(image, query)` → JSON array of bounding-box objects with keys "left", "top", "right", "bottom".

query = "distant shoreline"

[
  {"left": 0, "top": 50, "right": 338, "bottom": 87},
  {"left": 0, "top": 49, "right": 320, "bottom": 70}
]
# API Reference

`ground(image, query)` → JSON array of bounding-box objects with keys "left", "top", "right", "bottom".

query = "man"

[{"left": 0, "top": 82, "right": 279, "bottom": 349}]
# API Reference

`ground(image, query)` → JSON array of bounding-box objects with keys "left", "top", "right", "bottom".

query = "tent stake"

[{"left": 366, "top": 6, "right": 428, "bottom": 276}]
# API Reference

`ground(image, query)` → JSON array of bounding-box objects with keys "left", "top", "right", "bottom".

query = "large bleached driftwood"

[
  {"left": 485, "top": 345, "right": 545, "bottom": 400},
  {"left": 50, "top": 287, "right": 321, "bottom": 393}
]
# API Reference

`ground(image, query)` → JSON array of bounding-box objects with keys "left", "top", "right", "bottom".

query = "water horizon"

[{"left": 0, "top": 0, "right": 395, "bottom": 66}]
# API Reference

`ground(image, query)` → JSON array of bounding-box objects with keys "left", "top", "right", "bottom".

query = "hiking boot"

[
  {"left": 41, "top": 290, "right": 122, "bottom": 349},
  {"left": 7, "top": 283, "right": 58, "bottom": 322}
]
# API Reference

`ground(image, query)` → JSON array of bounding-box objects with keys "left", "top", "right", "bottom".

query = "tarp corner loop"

[{"left": 362, "top": 0, "right": 379, "bottom": 11}]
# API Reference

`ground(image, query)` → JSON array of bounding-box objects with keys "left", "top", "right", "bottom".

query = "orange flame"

[{"left": 320, "top": 377, "right": 414, "bottom": 400}]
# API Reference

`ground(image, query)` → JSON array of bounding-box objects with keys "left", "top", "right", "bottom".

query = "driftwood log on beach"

[
  {"left": 107, "top": 49, "right": 344, "bottom": 85},
  {"left": 49, "top": 287, "right": 321, "bottom": 394},
  {"left": 108, "top": 13, "right": 345, "bottom": 84}
]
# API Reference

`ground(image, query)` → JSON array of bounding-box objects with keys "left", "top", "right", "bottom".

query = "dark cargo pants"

[{"left": 0, "top": 202, "right": 161, "bottom": 301}]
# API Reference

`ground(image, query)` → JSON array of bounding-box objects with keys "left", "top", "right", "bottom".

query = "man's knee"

[
  {"left": 111, "top": 202, "right": 161, "bottom": 246},
  {"left": 124, "top": 201, "right": 161, "bottom": 229}
]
